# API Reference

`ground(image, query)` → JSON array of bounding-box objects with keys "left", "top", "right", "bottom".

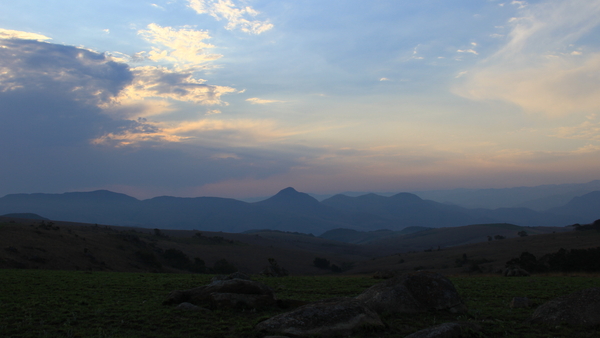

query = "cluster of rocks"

[
  {"left": 163, "top": 272, "right": 277, "bottom": 310},
  {"left": 165, "top": 270, "right": 471, "bottom": 337},
  {"left": 256, "top": 271, "right": 468, "bottom": 337},
  {"left": 163, "top": 270, "right": 600, "bottom": 337}
]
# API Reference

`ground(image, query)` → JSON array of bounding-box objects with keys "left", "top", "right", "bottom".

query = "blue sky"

[{"left": 1, "top": 0, "right": 600, "bottom": 199}]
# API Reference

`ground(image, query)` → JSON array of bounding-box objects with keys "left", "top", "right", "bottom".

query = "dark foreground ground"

[{"left": 0, "top": 269, "right": 599, "bottom": 337}]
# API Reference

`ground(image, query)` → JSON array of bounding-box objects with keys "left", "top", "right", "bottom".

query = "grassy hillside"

[
  {"left": 1, "top": 216, "right": 597, "bottom": 277},
  {"left": 353, "top": 227, "right": 600, "bottom": 275},
  {"left": 360, "top": 223, "right": 570, "bottom": 256},
  {"left": 0, "top": 217, "right": 370, "bottom": 275}
]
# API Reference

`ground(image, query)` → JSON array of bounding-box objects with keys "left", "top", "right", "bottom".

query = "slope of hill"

[
  {"left": 351, "top": 225, "right": 599, "bottom": 276},
  {"left": 1, "top": 216, "right": 596, "bottom": 278},
  {"left": 360, "top": 223, "right": 571, "bottom": 257},
  {"left": 0, "top": 216, "right": 371, "bottom": 275},
  {"left": 1, "top": 213, "right": 48, "bottom": 220},
  {"left": 318, "top": 226, "right": 431, "bottom": 244}
]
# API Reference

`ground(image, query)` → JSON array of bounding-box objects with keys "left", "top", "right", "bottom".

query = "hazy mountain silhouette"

[
  {"left": 0, "top": 187, "right": 598, "bottom": 235},
  {"left": 321, "top": 192, "right": 479, "bottom": 227},
  {"left": 0, "top": 190, "right": 140, "bottom": 225},
  {"left": 1, "top": 213, "right": 48, "bottom": 220},
  {"left": 414, "top": 180, "right": 600, "bottom": 210},
  {"left": 256, "top": 187, "right": 319, "bottom": 207},
  {"left": 547, "top": 191, "right": 600, "bottom": 222}
]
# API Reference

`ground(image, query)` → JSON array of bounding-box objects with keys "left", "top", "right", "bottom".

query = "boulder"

[
  {"left": 355, "top": 271, "right": 467, "bottom": 314},
  {"left": 405, "top": 322, "right": 481, "bottom": 338},
  {"left": 163, "top": 278, "right": 276, "bottom": 309},
  {"left": 503, "top": 267, "right": 530, "bottom": 277},
  {"left": 509, "top": 297, "right": 530, "bottom": 308},
  {"left": 531, "top": 288, "right": 600, "bottom": 327},
  {"left": 255, "top": 298, "right": 384, "bottom": 337},
  {"left": 174, "top": 302, "right": 210, "bottom": 312}
]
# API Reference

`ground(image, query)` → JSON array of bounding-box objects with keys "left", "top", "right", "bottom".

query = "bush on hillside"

[
  {"left": 506, "top": 248, "right": 600, "bottom": 273},
  {"left": 313, "top": 257, "right": 331, "bottom": 269},
  {"left": 135, "top": 250, "right": 162, "bottom": 269},
  {"left": 191, "top": 257, "right": 207, "bottom": 273},
  {"left": 212, "top": 259, "right": 237, "bottom": 274},
  {"left": 163, "top": 249, "right": 191, "bottom": 270}
]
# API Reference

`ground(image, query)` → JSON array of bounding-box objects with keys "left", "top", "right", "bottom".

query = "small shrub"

[
  {"left": 135, "top": 250, "right": 161, "bottom": 269},
  {"left": 212, "top": 259, "right": 237, "bottom": 274},
  {"left": 191, "top": 257, "right": 207, "bottom": 273},
  {"left": 313, "top": 257, "right": 331, "bottom": 269},
  {"left": 163, "top": 249, "right": 191, "bottom": 270}
]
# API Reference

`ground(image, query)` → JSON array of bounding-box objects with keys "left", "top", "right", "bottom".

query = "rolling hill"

[{"left": 0, "top": 215, "right": 595, "bottom": 277}]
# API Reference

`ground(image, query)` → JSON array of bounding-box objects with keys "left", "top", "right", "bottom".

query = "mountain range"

[{"left": 1, "top": 186, "right": 599, "bottom": 235}]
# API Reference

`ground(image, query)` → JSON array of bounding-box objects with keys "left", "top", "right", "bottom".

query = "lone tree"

[{"left": 517, "top": 230, "right": 528, "bottom": 237}]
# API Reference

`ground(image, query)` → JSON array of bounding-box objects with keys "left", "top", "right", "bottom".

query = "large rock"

[
  {"left": 503, "top": 267, "right": 530, "bottom": 277},
  {"left": 255, "top": 298, "right": 384, "bottom": 337},
  {"left": 355, "top": 271, "right": 466, "bottom": 314},
  {"left": 163, "top": 278, "right": 276, "bottom": 309},
  {"left": 531, "top": 288, "right": 600, "bottom": 327}
]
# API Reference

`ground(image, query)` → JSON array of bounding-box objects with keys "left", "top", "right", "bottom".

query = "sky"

[{"left": 1, "top": 0, "right": 600, "bottom": 200}]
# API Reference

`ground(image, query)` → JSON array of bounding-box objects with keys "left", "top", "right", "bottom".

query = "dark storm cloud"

[
  {"left": 0, "top": 38, "right": 133, "bottom": 146},
  {"left": 0, "top": 37, "right": 297, "bottom": 196},
  {"left": 0, "top": 38, "right": 132, "bottom": 104}
]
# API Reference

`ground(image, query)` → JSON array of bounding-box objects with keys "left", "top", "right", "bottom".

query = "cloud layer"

[{"left": 454, "top": 0, "right": 600, "bottom": 116}]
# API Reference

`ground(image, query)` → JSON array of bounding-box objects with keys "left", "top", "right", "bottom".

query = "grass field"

[{"left": 1, "top": 269, "right": 599, "bottom": 337}]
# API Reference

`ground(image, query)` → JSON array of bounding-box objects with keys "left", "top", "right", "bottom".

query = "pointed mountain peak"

[
  {"left": 275, "top": 187, "right": 300, "bottom": 196},
  {"left": 256, "top": 187, "right": 320, "bottom": 208}
]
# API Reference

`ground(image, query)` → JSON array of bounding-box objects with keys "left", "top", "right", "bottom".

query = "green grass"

[{"left": 0, "top": 270, "right": 599, "bottom": 337}]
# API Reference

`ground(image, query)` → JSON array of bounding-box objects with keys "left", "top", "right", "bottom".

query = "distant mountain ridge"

[
  {"left": 413, "top": 180, "right": 600, "bottom": 210},
  {"left": 0, "top": 187, "right": 599, "bottom": 235}
]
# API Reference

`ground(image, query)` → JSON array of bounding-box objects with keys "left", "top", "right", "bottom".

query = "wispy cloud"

[
  {"left": 92, "top": 117, "right": 296, "bottom": 147},
  {"left": 104, "top": 66, "right": 235, "bottom": 120},
  {"left": 138, "top": 23, "right": 222, "bottom": 66},
  {"left": 246, "top": 97, "right": 284, "bottom": 104},
  {"left": 511, "top": 1, "right": 528, "bottom": 9},
  {"left": 454, "top": 0, "right": 600, "bottom": 116},
  {"left": 0, "top": 28, "right": 50, "bottom": 41},
  {"left": 187, "top": 0, "right": 273, "bottom": 34},
  {"left": 555, "top": 115, "right": 600, "bottom": 141},
  {"left": 457, "top": 49, "right": 478, "bottom": 55}
]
